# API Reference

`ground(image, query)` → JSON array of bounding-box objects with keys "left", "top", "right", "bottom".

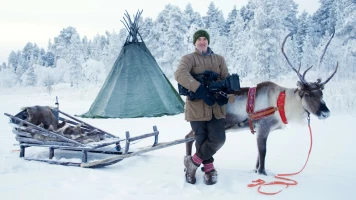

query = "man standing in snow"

[{"left": 174, "top": 30, "right": 229, "bottom": 185}]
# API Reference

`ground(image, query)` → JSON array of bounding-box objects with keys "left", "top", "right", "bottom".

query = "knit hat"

[{"left": 193, "top": 30, "right": 210, "bottom": 45}]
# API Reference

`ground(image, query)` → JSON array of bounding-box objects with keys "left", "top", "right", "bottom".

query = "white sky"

[{"left": 0, "top": 0, "right": 320, "bottom": 64}]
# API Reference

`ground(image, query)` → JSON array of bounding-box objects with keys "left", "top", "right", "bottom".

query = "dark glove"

[
  {"left": 195, "top": 84, "right": 216, "bottom": 106},
  {"left": 216, "top": 93, "right": 229, "bottom": 106}
]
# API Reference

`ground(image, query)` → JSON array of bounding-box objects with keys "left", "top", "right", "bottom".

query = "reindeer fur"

[
  {"left": 21, "top": 106, "right": 66, "bottom": 130},
  {"left": 21, "top": 106, "right": 103, "bottom": 144},
  {"left": 185, "top": 81, "right": 331, "bottom": 175}
]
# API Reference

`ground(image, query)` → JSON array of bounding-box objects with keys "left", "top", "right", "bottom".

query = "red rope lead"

[{"left": 248, "top": 117, "right": 313, "bottom": 195}]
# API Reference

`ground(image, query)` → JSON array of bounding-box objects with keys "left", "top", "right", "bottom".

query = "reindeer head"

[{"left": 281, "top": 31, "right": 338, "bottom": 119}]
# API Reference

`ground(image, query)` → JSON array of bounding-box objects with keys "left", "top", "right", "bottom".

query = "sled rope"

[{"left": 248, "top": 114, "right": 313, "bottom": 195}]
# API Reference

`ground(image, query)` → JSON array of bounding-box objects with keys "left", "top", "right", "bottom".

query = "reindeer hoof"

[{"left": 257, "top": 169, "right": 267, "bottom": 176}]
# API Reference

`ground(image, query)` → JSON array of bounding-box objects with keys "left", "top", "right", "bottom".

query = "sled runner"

[{"left": 4, "top": 106, "right": 164, "bottom": 168}]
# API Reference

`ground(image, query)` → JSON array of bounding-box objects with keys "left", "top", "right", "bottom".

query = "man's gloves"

[
  {"left": 194, "top": 84, "right": 216, "bottom": 106},
  {"left": 216, "top": 94, "right": 229, "bottom": 106}
]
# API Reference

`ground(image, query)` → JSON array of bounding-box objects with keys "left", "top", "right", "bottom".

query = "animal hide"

[
  {"left": 21, "top": 106, "right": 104, "bottom": 144},
  {"left": 21, "top": 106, "right": 66, "bottom": 130}
]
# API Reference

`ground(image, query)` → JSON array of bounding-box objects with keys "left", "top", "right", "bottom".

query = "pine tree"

[
  {"left": 149, "top": 4, "right": 188, "bottom": 77},
  {"left": 240, "top": 1, "right": 255, "bottom": 29},
  {"left": 184, "top": 3, "right": 204, "bottom": 53},
  {"left": 251, "top": 0, "right": 288, "bottom": 79},
  {"left": 184, "top": 3, "right": 204, "bottom": 29},
  {"left": 227, "top": 10, "right": 251, "bottom": 77},
  {"left": 335, "top": 0, "right": 356, "bottom": 61},
  {"left": 21, "top": 65, "right": 36, "bottom": 86},
  {"left": 225, "top": 6, "right": 238, "bottom": 35},
  {"left": 203, "top": 2, "right": 225, "bottom": 35},
  {"left": 140, "top": 17, "right": 154, "bottom": 39},
  {"left": 309, "top": 0, "right": 337, "bottom": 47},
  {"left": 296, "top": 11, "right": 310, "bottom": 62},
  {"left": 8, "top": 51, "right": 19, "bottom": 71}
]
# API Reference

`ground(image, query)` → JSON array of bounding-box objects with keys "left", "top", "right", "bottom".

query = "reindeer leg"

[
  {"left": 185, "top": 130, "right": 195, "bottom": 156},
  {"left": 256, "top": 130, "right": 269, "bottom": 176},
  {"left": 254, "top": 155, "right": 259, "bottom": 173}
]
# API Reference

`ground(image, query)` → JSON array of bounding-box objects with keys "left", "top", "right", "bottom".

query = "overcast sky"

[{"left": 0, "top": 0, "right": 320, "bottom": 64}]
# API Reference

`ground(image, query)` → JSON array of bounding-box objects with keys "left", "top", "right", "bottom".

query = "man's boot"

[
  {"left": 184, "top": 156, "right": 199, "bottom": 184},
  {"left": 204, "top": 169, "right": 218, "bottom": 185}
]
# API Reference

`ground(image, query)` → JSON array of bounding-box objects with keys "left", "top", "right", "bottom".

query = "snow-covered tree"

[
  {"left": 280, "top": 0, "right": 298, "bottom": 33},
  {"left": 225, "top": 6, "right": 238, "bottom": 35},
  {"left": 101, "top": 29, "right": 126, "bottom": 71},
  {"left": 21, "top": 65, "right": 36, "bottom": 86},
  {"left": 0, "top": 62, "right": 6, "bottom": 71},
  {"left": 183, "top": 4, "right": 204, "bottom": 53},
  {"left": 335, "top": 0, "right": 356, "bottom": 62},
  {"left": 140, "top": 17, "right": 154, "bottom": 40},
  {"left": 184, "top": 3, "right": 204, "bottom": 30},
  {"left": 8, "top": 51, "right": 19, "bottom": 71},
  {"left": 203, "top": 2, "right": 226, "bottom": 35},
  {"left": 150, "top": 4, "right": 188, "bottom": 77},
  {"left": 227, "top": 10, "right": 251, "bottom": 77},
  {"left": 309, "top": 0, "right": 336, "bottom": 47},
  {"left": 42, "top": 51, "right": 55, "bottom": 67},
  {"left": 68, "top": 33, "right": 84, "bottom": 87},
  {"left": 0, "top": 67, "right": 17, "bottom": 87},
  {"left": 240, "top": 1, "right": 255, "bottom": 29},
  {"left": 295, "top": 11, "right": 310, "bottom": 62},
  {"left": 52, "top": 27, "right": 79, "bottom": 61},
  {"left": 251, "top": 0, "right": 288, "bottom": 79},
  {"left": 90, "top": 34, "right": 107, "bottom": 61}
]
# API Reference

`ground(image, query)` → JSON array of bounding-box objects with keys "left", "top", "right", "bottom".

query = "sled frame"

[{"left": 4, "top": 109, "right": 159, "bottom": 167}]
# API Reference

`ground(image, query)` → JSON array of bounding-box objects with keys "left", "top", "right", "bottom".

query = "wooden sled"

[{"left": 4, "top": 107, "right": 159, "bottom": 168}]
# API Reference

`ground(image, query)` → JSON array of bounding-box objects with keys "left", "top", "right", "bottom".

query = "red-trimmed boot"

[
  {"left": 203, "top": 163, "right": 217, "bottom": 185},
  {"left": 184, "top": 156, "right": 199, "bottom": 184}
]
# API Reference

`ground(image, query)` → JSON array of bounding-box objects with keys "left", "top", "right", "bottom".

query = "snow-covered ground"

[{"left": 0, "top": 85, "right": 355, "bottom": 200}]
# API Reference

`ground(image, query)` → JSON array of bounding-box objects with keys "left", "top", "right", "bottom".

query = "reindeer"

[{"left": 185, "top": 31, "right": 338, "bottom": 175}]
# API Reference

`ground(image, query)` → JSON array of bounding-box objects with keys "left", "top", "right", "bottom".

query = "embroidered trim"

[
  {"left": 246, "top": 88, "right": 288, "bottom": 134},
  {"left": 277, "top": 91, "right": 288, "bottom": 124}
]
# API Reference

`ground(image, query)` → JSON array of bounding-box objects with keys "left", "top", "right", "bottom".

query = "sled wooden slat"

[
  {"left": 5, "top": 113, "right": 85, "bottom": 146},
  {"left": 24, "top": 158, "right": 82, "bottom": 167},
  {"left": 81, "top": 137, "right": 195, "bottom": 168},
  {"left": 14, "top": 127, "right": 63, "bottom": 140},
  {"left": 12, "top": 129, "right": 32, "bottom": 138},
  {"left": 58, "top": 110, "right": 117, "bottom": 138},
  {"left": 4, "top": 106, "right": 193, "bottom": 168},
  {"left": 16, "top": 136, "right": 77, "bottom": 147}
]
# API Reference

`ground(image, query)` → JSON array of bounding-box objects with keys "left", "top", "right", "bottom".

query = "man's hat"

[{"left": 193, "top": 30, "right": 210, "bottom": 45}]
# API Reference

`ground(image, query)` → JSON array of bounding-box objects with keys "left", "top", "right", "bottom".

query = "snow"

[{"left": 0, "top": 85, "right": 355, "bottom": 200}]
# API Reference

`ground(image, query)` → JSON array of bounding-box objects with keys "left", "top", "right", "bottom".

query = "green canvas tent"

[{"left": 81, "top": 11, "right": 184, "bottom": 118}]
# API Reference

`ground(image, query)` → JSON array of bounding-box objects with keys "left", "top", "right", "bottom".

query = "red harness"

[{"left": 246, "top": 87, "right": 288, "bottom": 134}]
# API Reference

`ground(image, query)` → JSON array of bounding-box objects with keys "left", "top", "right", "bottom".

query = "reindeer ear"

[
  {"left": 320, "top": 84, "right": 325, "bottom": 90},
  {"left": 297, "top": 81, "right": 304, "bottom": 90}
]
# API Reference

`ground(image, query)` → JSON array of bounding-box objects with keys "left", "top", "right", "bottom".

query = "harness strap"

[
  {"left": 246, "top": 88, "right": 288, "bottom": 134},
  {"left": 277, "top": 91, "right": 288, "bottom": 124},
  {"left": 246, "top": 87, "right": 257, "bottom": 134}
]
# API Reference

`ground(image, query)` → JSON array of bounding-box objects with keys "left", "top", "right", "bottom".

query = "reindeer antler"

[
  {"left": 281, "top": 33, "right": 308, "bottom": 84},
  {"left": 318, "top": 28, "right": 335, "bottom": 68},
  {"left": 320, "top": 62, "right": 338, "bottom": 85},
  {"left": 318, "top": 28, "right": 338, "bottom": 86},
  {"left": 302, "top": 65, "right": 313, "bottom": 81}
]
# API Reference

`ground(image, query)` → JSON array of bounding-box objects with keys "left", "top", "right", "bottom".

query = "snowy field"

[{"left": 0, "top": 84, "right": 355, "bottom": 200}]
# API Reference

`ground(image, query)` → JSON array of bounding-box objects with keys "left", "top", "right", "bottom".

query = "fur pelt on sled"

[{"left": 21, "top": 106, "right": 104, "bottom": 144}]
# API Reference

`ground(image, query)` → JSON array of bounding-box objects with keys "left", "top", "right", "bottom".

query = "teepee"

[{"left": 81, "top": 10, "right": 184, "bottom": 118}]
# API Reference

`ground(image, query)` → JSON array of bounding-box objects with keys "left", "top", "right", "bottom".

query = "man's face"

[{"left": 194, "top": 37, "right": 208, "bottom": 53}]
